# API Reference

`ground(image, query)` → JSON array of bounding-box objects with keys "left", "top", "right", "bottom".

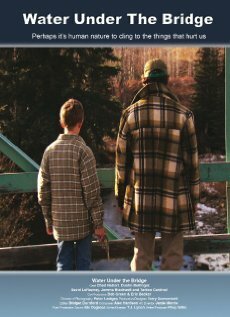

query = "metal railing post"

[
  {"left": 0, "top": 133, "right": 39, "bottom": 172},
  {"left": 226, "top": 48, "right": 230, "bottom": 233}
]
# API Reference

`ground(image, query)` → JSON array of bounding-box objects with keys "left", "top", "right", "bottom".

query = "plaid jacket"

[
  {"left": 115, "top": 82, "right": 200, "bottom": 233},
  {"left": 38, "top": 134, "right": 104, "bottom": 241}
]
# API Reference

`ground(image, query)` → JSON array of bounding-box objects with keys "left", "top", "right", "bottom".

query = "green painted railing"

[
  {"left": 0, "top": 134, "right": 39, "bottom": 172},
  {"left": 0, "top": 133, "right": 121, "bottom": 239},
  {"left": 0, "top": 48, "right": 230, "bottom": 237},
  {"left": 1, "top": 163, "right": 230, "bottom": 194},
  {"left": 1, "top": 137, "right": 230, "bottom": 240},
  {"left": 226, "top": 47, "right": 230, "bottom": 233}
]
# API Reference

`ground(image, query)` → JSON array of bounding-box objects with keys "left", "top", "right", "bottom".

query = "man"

[
  {"left": 115, "top": 59, "right": 200, "bottom": 271},
  {"left": 38, "top": 98, "right": 105, "bottom": 271}
]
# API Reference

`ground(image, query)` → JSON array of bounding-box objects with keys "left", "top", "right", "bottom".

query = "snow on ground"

[
  {"left": 196, "top": 203, "right": 217, "bottom": 215},
  {"left": 194, "top": 203, "right": 230, "bottom": 271},
  {"left": 195, "top": 254, "right": 230, "bottom": 271},
  {"left": 102, "top": 189, "right": 134, "bottom": 239},
  {"left": 200, "top": 153, "right": 225, "bottom": 162},
  {"left": 92, "top": 188, "right": 230, "bottom": 271}
]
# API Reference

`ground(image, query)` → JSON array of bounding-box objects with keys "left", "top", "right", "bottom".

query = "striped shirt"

[{"left": 38, "top": 134, "right": 104, "bottom": 241}]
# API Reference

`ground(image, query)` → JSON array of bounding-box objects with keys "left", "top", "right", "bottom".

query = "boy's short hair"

[{"left": 60, "top": 99, "right": 84, "bottom": 129}]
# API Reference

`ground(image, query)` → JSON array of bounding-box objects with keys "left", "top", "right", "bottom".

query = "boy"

[{"left": 38, "top": 98, "right": 105, "bottom": 270}]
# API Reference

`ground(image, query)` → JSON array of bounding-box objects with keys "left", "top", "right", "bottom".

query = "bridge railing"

[
  {"left": 1, "top": 130, "right": 230, "bottom": 269},
  {"left": 0, "top": 47, "right": 230, "bottom": 269}
]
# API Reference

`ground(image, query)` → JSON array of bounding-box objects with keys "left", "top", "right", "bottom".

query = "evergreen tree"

[
  {"left": 192, "top": 48, "right": 225, "bottom": 153},
  {"left": 0, "top": 48, "right": 121, "bottom": 164},
  {"left": 0, "top": 48, "right": 121, "bottom": 247}
]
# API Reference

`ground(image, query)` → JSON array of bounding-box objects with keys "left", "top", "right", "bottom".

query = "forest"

[{"left": 0, "top": 47, "right": 225, "bottom": 247}]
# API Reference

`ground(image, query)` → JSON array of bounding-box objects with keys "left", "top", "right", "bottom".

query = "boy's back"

[
  {"left": 39, "top": 134, "right": 103, "bottom": 241},
  {"left": 38, "top": 99, "right": 105, "bottom": 270}
]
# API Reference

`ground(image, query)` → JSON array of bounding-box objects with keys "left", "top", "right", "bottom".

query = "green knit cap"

[{"left": 143, "top": 58, "right": 168, "bottom": 78}]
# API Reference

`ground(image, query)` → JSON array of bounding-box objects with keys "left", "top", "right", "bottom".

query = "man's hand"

[
  {"left": 95, "top": 227, "right": 106, "bottom": 242},
  {"left": 46, "top": 226, "right": 53, "bottom": 235}
]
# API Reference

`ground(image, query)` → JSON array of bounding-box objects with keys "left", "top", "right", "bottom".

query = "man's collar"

[{"left": 131, "top": 82, "right": 179, "bottom": 105}]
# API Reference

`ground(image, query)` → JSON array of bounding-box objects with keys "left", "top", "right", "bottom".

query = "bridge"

[{"left": 0, "top": 48, "right": 230, "bottom": 270}]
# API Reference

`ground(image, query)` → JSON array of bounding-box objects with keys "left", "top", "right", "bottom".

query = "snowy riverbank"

[{"left": 92, "top": 184, "right": 230, "bottom": 271}]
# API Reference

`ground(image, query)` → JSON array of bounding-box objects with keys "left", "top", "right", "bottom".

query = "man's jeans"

[
  {"left": 56, "top": 235, "right": 92, "bottom": 271},
  {"left": 130, "top": 232, "right": 183, "bottom": 271}
]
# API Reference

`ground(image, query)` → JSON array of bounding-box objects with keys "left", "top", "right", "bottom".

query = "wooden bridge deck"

[{"left": 0, "top": 234, "right": 229, "bottom": 270}]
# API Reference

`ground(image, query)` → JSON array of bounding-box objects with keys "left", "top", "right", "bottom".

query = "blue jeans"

[{"left": 56, "top": 235, "right": 92, "bottom": 271}]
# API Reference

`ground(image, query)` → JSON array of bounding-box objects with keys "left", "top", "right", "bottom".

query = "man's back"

[
  {"left": 116, "top": 58, "right": 200, "bottom": 271},
  {"left": 116, "top": 82, "right": 200, "bottom": 233}
]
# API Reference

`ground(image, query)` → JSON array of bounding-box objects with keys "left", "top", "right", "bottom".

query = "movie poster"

[{"left": 0, "top": 1, "right": 230, "bottom": 316}]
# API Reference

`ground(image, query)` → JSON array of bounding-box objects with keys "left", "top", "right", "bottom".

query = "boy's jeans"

[{"left": 56, "top": 234, "right": 92, "bottom": 271}]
